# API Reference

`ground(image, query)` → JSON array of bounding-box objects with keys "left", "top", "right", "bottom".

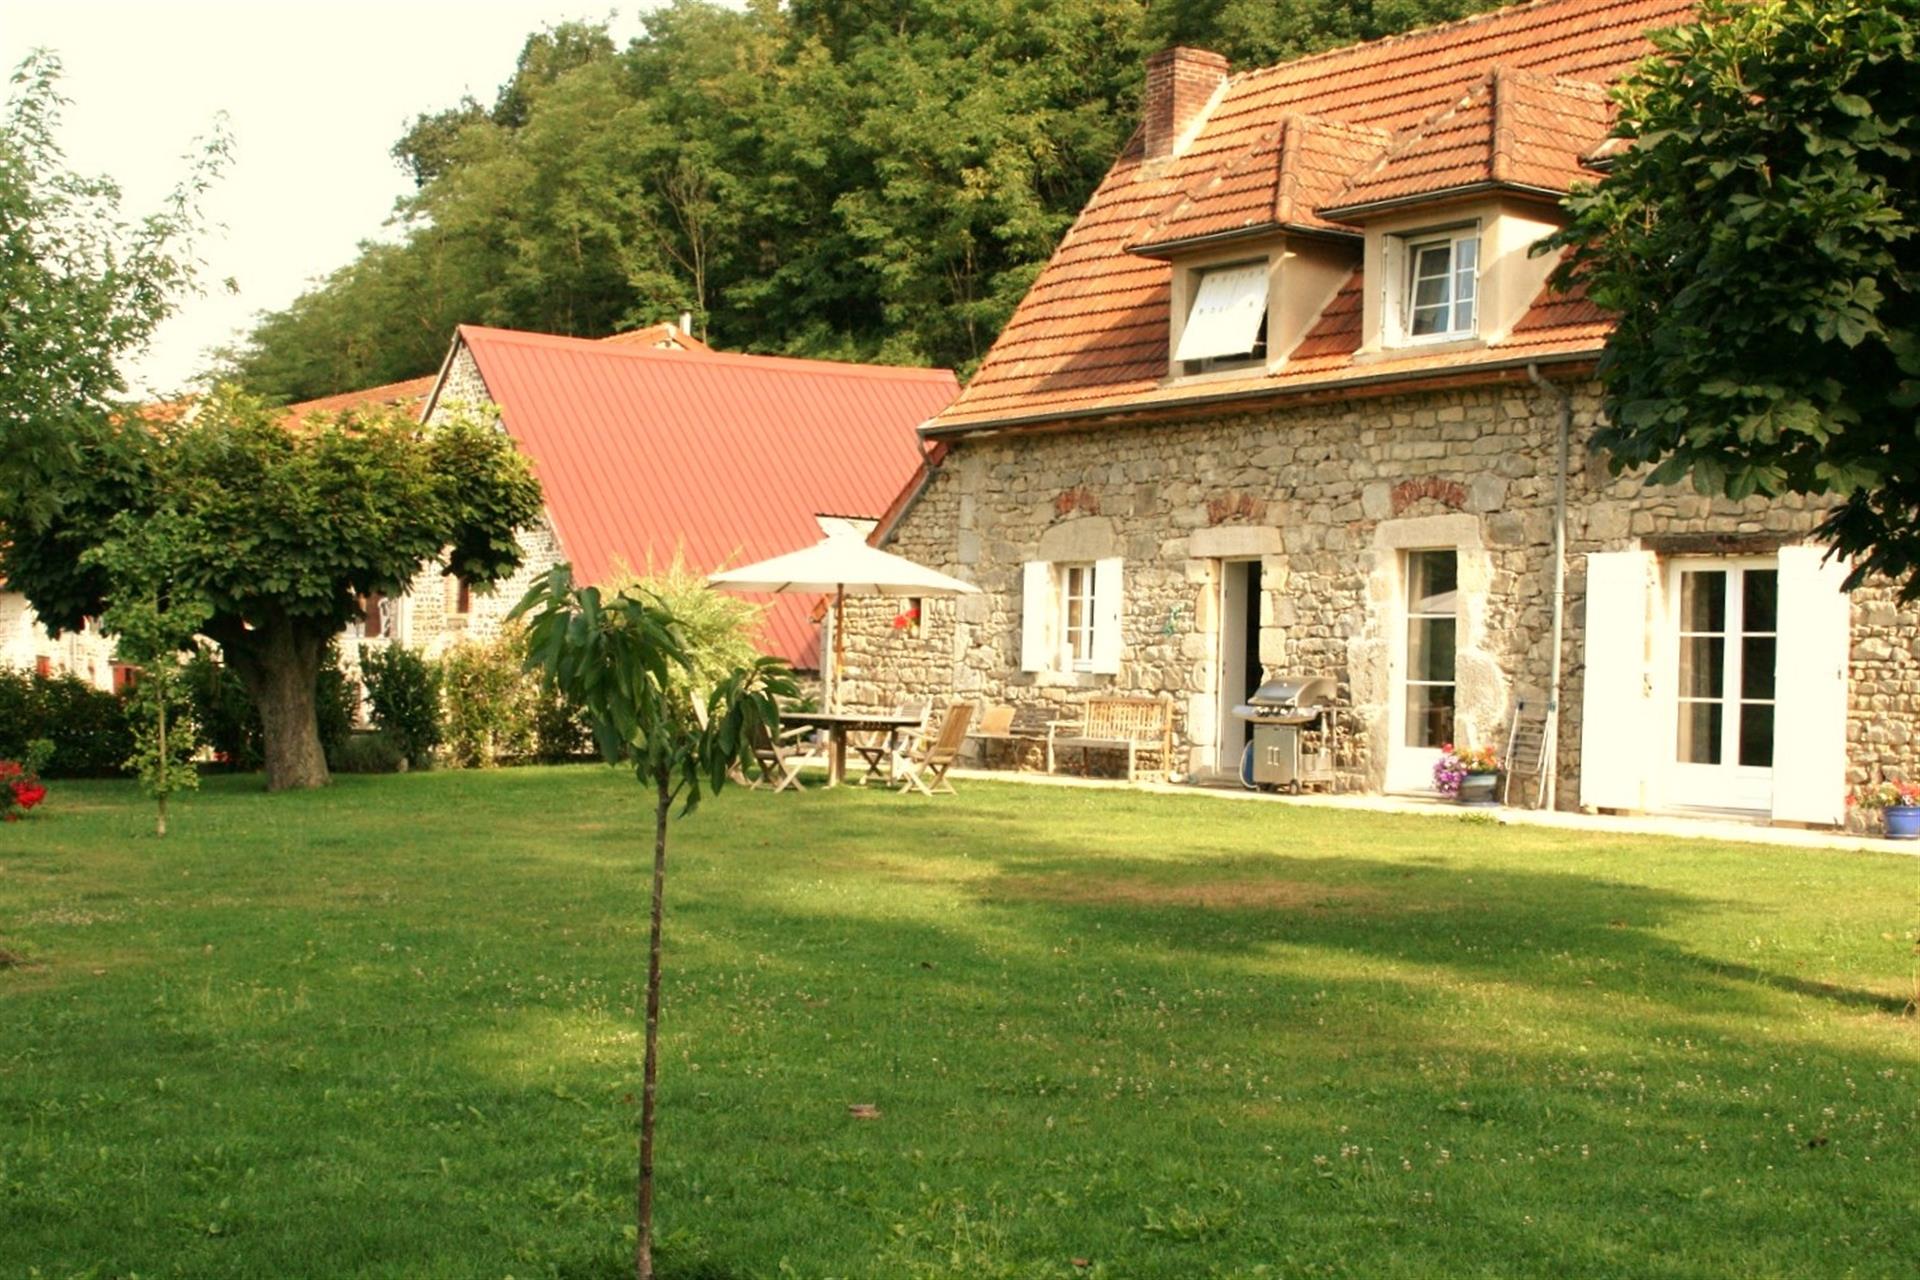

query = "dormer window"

[
  {"left": 1403, "top": 231, "right": 1478, "bottom": 341},
  {"left": 1175, "top": 259, "right": 1269, "bottom": 373}
]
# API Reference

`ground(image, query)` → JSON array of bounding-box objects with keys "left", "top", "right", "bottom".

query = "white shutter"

[
  {"left": 1771, "top": 545, "right": 1852, "bottom": 825},
  {"left": 1090, "top": 557, "right": 1124, "bottom": 675},
  {"left": 1020, "top": 561, "right": 1053, "bottom": 673},
  {"left": 1173, "top": 263, "right": 1269, "bottom": 362},
  {"left": 1580, "top": 550, "right": 1655, "bottom": 810}
]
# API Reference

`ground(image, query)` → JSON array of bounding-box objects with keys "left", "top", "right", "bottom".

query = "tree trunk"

[
  {"left": 156, "top": 697, "right": 168, "bottom": 838},
  {"left": 227, "top": 619, "right": 331, "bottom": 792},
  {"left": 636, "top": 771, "right": 671, "bottom": 1280}
]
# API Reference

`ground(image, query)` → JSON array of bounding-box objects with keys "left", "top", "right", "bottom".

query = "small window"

[
  {"left": 1403, "top": 232, "right": 1478, "bottom": 341},
  {"left": 1175, "top": 260, "right": 1269, "bottom": 372},
  {"left": 362, "top": 592, "right": 385, "bottom": 638},
  {"left": 34, "top": 655, "right": 52, "bottom": 679},
  {"left": 112, "top": 663, "right": 141, "bottom": 695},
  {"left": 1061, "top": 564, "right": 1097, "bottom": 671},
  {"left": 446, "top": 576, "right": 471, "bottom": 617},
  {"left": 1404, "top": 549, "right": 1458, "bottom": 748}
]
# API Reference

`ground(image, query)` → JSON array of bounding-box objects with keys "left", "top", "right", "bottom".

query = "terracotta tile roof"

[
  {"left": 282, "top": 375, "right": 438, "bottom": 422},
  {"left": 448, "top": 325, "right": 957, "bottom": 669},
  {"left": 1320, "top": 67, "right": 1610, "bottom": 217},
  {"left": 1129, "top": 115, "right": 1389, "bottom": 252},
  {"left": 936, "top": 0, "right": 1692, "bottom": 432}
]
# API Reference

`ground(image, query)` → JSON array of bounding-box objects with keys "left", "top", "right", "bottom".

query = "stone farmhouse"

[
  {"left": 324, "top": 322, "right": 957, "bottom": 681},
  {"left": 847, "top": 0, "right": 1918, "bottom": 826}
]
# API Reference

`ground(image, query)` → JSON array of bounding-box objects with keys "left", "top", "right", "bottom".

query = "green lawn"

[{"left": 3, "top": 769, "right": 1918, "bottom": 1278}]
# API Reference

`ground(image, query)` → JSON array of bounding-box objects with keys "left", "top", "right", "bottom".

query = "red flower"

[
  {"left": 12, "top": 782, "right": 46, "bottom": 811},
  {"left": 891, "top": 607, "right": 920, "bottom": 630}
]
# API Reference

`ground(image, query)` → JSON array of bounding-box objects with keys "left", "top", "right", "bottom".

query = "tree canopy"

[
  {"left": 1, "top": 388, "right": 544, "bottom": 790},
  {"left": 1556, "top": 0, "right": 1920, "bottom": 595},
  {"left": 220, "top": 0, "right": 1505, "bottom": 401}
]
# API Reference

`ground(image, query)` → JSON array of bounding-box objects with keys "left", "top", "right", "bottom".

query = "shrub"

[
  {"left": 360, "top": 646, "right": 442, "bottom": 768},
  {"left": 440, "top": 632, "right": 536, "bottom": 767},
  {"left": 329, "top": 730, "right": 405, "bottom": 774},
  {"left": 315, "top": 643, "right": 357, "bottom": 761},
  {"left": 185, "top": 648, "right": 261, "bottom": 769},
  {"left": 531, "top": 675, "right": 593, "bottom": 762},
  {"left": 0, "top": 669, "right": 134, "bottom": 777}
]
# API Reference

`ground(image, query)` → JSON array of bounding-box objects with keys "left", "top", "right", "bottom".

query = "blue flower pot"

[
  {"left": 1885, "top": 805, "right": 1920, "bottom": 841},
  {"left": 1455, "top": 771, "right": 1501, "bottom": 807}
]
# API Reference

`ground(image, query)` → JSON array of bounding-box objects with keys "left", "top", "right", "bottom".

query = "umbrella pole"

[{"left": 832, "top": 585, "right": 846, "bottom": 711}]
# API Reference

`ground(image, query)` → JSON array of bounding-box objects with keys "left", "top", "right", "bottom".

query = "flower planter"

[
  {"left": 1455, "top": 771, "right": 1501, "bottom": 807},
  {"left": 1885, "top": 805, "right": 1920, "bottom": 841}
]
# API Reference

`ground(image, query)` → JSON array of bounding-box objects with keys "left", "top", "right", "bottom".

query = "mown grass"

[{"left": 3, "top": 768, "right": 1918, "bottom": 1278}]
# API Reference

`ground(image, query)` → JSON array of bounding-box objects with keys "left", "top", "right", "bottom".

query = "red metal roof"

[
  {"left": 451, "top": 325, "right": 956, "bottom": 669},
  {"left": 936, "top": 0, "right": 1694, "bottom": 431}
]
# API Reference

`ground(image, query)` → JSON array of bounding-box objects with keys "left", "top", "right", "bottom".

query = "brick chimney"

[{"left": 1143, "top": 47, "right": 1229, "bottom": 161}]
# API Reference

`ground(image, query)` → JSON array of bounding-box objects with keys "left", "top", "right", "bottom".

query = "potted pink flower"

[
  {"left": 1434, "top": 742, "right": 1501, "bottom": 806},
  {"left": 1849, "top": 779, "right": 1920, "bottom": 840}
]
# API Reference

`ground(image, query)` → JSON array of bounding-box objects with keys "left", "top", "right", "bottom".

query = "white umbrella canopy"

[
  {"left": 707, "top": 533, "right": 979, "bottom": 598},
  {"left": 709, "top": 533, "right": 977, "bottom": 706}
]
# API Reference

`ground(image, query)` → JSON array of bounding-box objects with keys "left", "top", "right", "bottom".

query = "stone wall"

[{"left": 843, "top": 378, "right": 1920, "bottom": 812}]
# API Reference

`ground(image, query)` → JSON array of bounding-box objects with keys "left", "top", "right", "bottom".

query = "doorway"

[
  {"left": 1666, "top": 560, "right": 1777, "bottom": 812},
  {"left": 1216, "top": 559, "right": 1263, "bottom": 776}
]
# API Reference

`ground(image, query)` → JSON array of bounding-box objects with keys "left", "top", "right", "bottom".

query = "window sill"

[
  {"left": 1017, "top": 669, "right": 1116, "bottom": 690},
  {"left": 1160, "top": 361, "right": 1275, "bottom": 387},
  {"left": 1353, "top": 335, "right": 1486, "bottom": 364}
]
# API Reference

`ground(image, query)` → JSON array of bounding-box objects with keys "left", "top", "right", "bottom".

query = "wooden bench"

[
  {"left": 1046, "top": 696, "right": 1175, "bottom": 784},
  {"left": 966, "top": 703, "right": 1051, "bottom": 770}
]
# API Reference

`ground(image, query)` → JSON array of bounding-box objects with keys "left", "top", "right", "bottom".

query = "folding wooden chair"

[
  {"left": 748, "top": 720, "right": 815, "bottom": 793},
  {"left": 851, "top": 699, "right": 931, "bottom": 786},
  {"left": 896, "top": 702, "right": 975, "bottom": 797}
]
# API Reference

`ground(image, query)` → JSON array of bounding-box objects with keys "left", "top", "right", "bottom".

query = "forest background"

[{"left": 220, "top": 0, "right": 1503, "bottom": 401}]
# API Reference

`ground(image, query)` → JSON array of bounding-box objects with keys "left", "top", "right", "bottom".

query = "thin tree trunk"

[
  {"left": 156, "top": 697, "right": 168, "bottom": 838},
  {"left": 636, "top": 770, "right": 671, "bottom": 1280}
]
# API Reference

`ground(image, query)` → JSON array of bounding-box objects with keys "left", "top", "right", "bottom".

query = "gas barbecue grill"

[{"left": 1232, "top": 676, "right": 1344, "bottom": 791}]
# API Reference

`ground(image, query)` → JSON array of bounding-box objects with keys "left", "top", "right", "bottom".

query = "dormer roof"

[
  {"left": 1128, "top": 115, "right": 1389, "bottom": 255},
  {"left": 1319, "top": 67, "right": 1612, "bottom": 220}
]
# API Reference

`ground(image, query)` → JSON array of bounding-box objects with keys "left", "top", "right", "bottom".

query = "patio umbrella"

[{"left": 708, "top": 532, "right": 978, "bottom": 706}]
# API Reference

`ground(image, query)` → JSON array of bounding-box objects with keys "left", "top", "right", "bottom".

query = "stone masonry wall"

[{"left": 841, "top": 379, "right": 1919, "bottom": 809}]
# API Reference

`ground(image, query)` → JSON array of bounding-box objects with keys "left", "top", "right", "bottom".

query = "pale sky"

[{"left": 1, "top": 0, "right": 658, "bottom": 399}]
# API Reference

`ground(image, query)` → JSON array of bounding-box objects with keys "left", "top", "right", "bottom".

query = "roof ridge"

[
  {"left": 1225, "top": 0, "right": 1609, "bottom": 89},
  {"left": 1490, "top": 65, "right": 1513, "bottom": 185},
  {"left": 457, "top": 324, "right": 957, "bottom": 384}
]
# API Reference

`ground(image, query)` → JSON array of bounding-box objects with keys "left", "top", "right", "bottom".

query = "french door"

[{"left": 1668, "top": 561, "right": 1777, "bottom": 811}]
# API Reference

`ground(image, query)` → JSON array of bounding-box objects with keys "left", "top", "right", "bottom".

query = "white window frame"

[
  {"left": 1393, "top": 227, "right": 1479, "bottom": 345},
  {"left": 1174, "top": 259, "right": 1270, "bottom": 373},
  {"left": 1021, "top": 557, "right": 1124, "bottom": 677},
  {"left": 1060, "top": 563, "right": 1096, "bottom": 672}
]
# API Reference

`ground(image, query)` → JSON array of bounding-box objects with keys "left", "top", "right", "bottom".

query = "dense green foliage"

[
  {"left": 360, "top": 646, "right": 444, "bottom": 769},
  {"left": 222, "top": 0, "right": 1503, "bottom": 399},
  {"left": 3, "top": 771, "right": 1918, "bottom": 1275},
  {"left": 439, "top": 631, "right": 537, "bottom": 767},
  {"left": 0, "top": 53, "right": 224, "bottom": 530},
  {"left": 1555, "top": 0, "right": 1920, "bottom": 594},
  {"left": 0, "top": 385, "right": 543, "bottom": 790},
  {"left": 0, "top": 670, "right": 132, "bottom": 778}
]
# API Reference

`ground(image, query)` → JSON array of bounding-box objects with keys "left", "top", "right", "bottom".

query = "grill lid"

[{"left": 1247, "top": 676, "right": 1336, "bottom": 707}]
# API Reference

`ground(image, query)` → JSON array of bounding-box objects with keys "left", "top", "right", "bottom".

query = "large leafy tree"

[
  {"left": 1556, "top": 0, "right": 1920, "bottom": 594},
  {"left": 0, "top": 51, "right": 225, "bottom": 529},
  {"left": 2, "top": 388, "right": 544, "bottom": 791}
]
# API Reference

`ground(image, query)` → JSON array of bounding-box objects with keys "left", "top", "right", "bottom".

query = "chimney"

[{"left": 1143, "top": 47, "right": 1229, "bottom": 161}]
